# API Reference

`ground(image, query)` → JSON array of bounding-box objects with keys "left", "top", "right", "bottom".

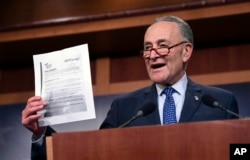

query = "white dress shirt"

[{"left": 156, "top": 73, "right": 188, "bottom": 124}]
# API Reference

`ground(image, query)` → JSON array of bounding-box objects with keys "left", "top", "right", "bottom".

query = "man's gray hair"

[{"left": 153, "top": 15, "right": 194, "bottom": 45}]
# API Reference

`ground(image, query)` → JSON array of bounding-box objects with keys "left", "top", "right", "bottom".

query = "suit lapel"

[
  {"left": 179, "top": 79, "right": 202, "bottom": 122},
  {"left": 139, "top": 84, "right": 161, "bottom": 125},
  {"left": 138, "top": 80, "right": 203, "bottom": 124}
]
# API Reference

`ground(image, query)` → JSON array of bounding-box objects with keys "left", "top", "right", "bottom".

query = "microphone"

[
  {"left": 201, "top": 94, "right": 242, "bottom": 118},
  {"left": 118, "top": 102, "right": 156, "bottom": 128}
]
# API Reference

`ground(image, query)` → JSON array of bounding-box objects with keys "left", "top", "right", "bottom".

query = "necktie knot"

[{"left": 163, "top": 87, "right": 174, "bottom": 96}]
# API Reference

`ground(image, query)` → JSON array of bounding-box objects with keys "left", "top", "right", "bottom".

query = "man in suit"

[{"left": 22, "top": 15, "right": 239, "bottom": 160}]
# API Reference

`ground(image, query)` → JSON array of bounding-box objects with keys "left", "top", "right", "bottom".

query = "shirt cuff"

[{"left": 31, "top": 127, "right": 47, "bottom": 146}]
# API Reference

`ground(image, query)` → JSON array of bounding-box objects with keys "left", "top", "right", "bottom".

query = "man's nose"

[{"left": 149, "top": 48, "right": 160, "bottom": 58}]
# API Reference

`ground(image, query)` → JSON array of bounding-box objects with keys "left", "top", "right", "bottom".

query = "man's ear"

[{"left": 182, "top": 43, "right": 193, "bottom": 62}]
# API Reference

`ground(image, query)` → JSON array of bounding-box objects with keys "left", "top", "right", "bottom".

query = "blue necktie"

[{"left": 162, "top": 87, "right": 177, "bottom": 124}]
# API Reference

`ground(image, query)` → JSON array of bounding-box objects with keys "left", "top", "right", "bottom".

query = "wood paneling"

[
  {"left": 187, "top": 43, "right": 250, "bottom": 75},
  {"left": 1, "top": 69, "right": 250, "bottom": 105},
  {"left": 0, "top": 3, "right": 249, "bottom": 70},
  {"left": 109, "top": 44, "right": 250, "bottom": 83},
  {"left": 0, "top": 0, "right": 224, "bottom": 28},
  {"left": 0, "top": 43, "right": 249, "bottom": 105},
  {"left": 1, "top": 2, "right": 249, "bottom": 43},
  {"left": 0, "top": 1, "right": 249, "bottom": 105},
  {"left": 49, "top": 119, "right": 250, "bottom": 160},
  {"left": 110, "top": 56, "right": 148, "bottom": 82},
  {"left": 0, "top": 68, "right": 34, "bottom": 93},
  {"left": 0, "top": 61, "right": 96, "bottom": 94}
]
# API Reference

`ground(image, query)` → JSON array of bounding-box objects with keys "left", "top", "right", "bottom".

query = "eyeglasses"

[{"left": 141, "top": 41, "right": 188, "bottom": 59}]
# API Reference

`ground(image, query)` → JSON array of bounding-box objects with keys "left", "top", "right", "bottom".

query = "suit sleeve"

[
  {"left": 99, "top": 99, "right": 119, "bottom": 129},
  {"left": 31, "top": 126, "right": 56, "bottom": 160},
  {"left": 226, "top": 93, "right": 239, "bottom": 119}
]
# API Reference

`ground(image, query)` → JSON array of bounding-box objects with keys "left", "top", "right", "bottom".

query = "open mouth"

[{"left": 151, "top": 63, "right": 165, "bottom": 69}]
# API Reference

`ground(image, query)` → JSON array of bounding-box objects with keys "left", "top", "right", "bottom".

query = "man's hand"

[{"left": 22, "top": 96, "right": 47, "bottom": 139}]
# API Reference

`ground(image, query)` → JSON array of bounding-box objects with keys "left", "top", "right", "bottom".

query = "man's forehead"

[
  {"left": 145, "top": 21, "right": 179, "bottom": 37},
  {"left": 144, "top": 22, "right": 180, "bottom": 43},
  {"left": 144, "top": 39, "right": 171, "bottom": 45}
]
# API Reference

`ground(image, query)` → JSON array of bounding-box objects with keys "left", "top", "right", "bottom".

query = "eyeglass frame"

[{"left": 141, "top": 41, "right": 188, "bottom": 59}]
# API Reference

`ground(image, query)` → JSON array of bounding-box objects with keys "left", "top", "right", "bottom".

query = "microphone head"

[
  {"left": 201, "top": 94, "right": 219, "bottom": 108},
  {"left": 137, "top": 102, "right": 156, "bottom": 117}
]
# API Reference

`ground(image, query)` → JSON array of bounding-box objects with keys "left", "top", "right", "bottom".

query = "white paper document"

[{"left": 33, "top": 44, "right": 96, "bottom": 126}]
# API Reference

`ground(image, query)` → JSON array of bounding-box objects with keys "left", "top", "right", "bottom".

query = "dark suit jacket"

[
  {"left": 100, "top": 79, "right": 239, "bottom": 128},
  {"left": 31, "top": 79, "right": 239, "bottom": 160}
]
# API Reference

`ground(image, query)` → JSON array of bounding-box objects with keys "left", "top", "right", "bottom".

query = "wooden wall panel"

[
  {"left": 0, "top": 68, "right": 34, "bottom": 93},
  {"left": 109, "top": 43, "right": 250, "bottom": 83},
  {"left": 187, "top": 43, "right": 250, "bottom": 75},
  {"left": 0, "top": 0, "right": 200, "bottom": 27},
  {"left": 0, "top": 61, "right": 96, "bottom": 94},
  {"left": 0, "top": 43, "right": 249, "bottom": 96},
  {"left": 110, "top": 56, "right": 148, "bottom": 83},
  {"left": 90, "top": 60, "right": 96, "bottom": 85},
  {"left": 0, "top": 1, "right": 249, "bottom": 105}
]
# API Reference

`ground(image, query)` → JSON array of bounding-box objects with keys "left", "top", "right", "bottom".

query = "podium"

[{"left": 46, "top": 119, "right": 250, "bottom": 160}]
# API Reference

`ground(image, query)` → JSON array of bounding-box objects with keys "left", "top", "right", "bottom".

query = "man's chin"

[{"left": 150, "top": 77, "right": 166, "bottom": 84}]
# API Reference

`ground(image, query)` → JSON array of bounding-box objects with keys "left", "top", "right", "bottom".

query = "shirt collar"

[{"left": 156, "top": 73, "right": 188, "bottom": 96}]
